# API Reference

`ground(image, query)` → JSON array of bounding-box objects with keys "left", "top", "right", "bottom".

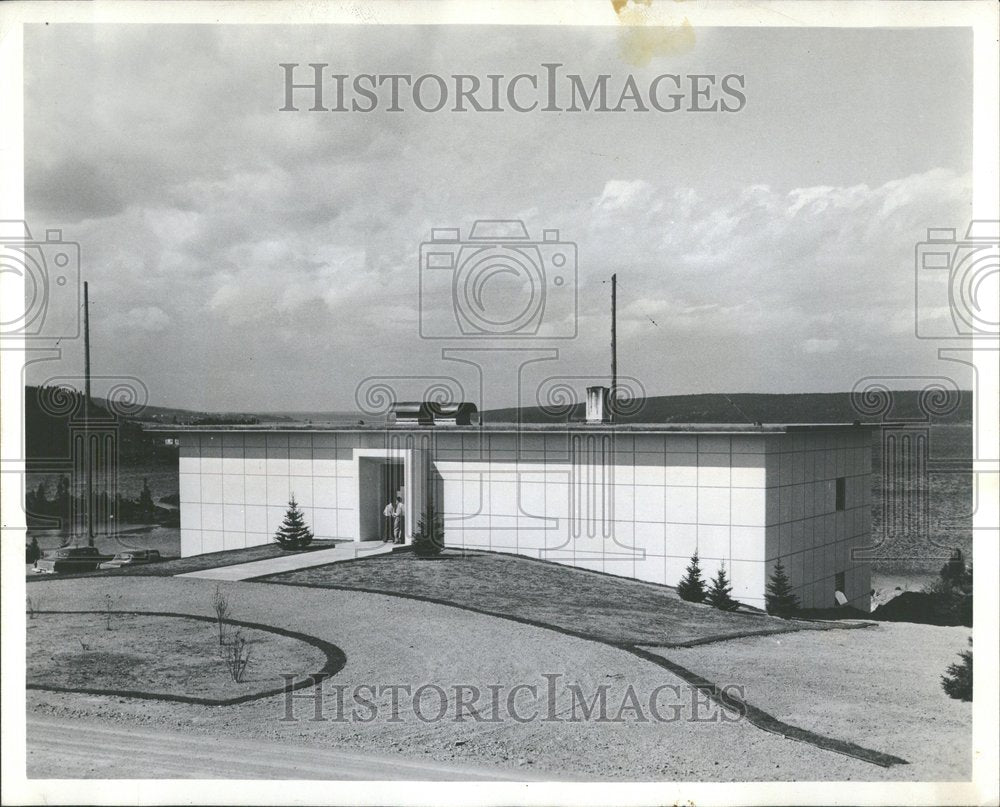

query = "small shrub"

[
  {"left": 212, "top": 584, "right": 231, "bottom": 645},
  {"left": 26, "top": 538, "right": 41, "bottom": 564},
  {"left": 765, "top": 559, "right": 800, "bottom": 617},
  {"left": 412, "top": 503, "right": 444, "bottom": 558},
  {"left": 874, "top": 589, "right": 972, "bottom": 627},
  {"left": 923, "top": 575, "right": 957, "bottom": 596},
  {"left": 706, "top": 563, "right": 740, "bottom": 611},
  {"left": 221, "top": 630, "right": 252, "bottom": 683},
  {"left": 274, "top": 495, "right": 314, "bottom": 550},
  {"left": 939, "top": 548, "right": 972, "bottom": 591},
  {"left": 942, "top": 637, "right": 972, "bottom": 701},
  {"left": 138, "top": 478, "right": 156, "bottom": 516},
  {"left": 677, "top": 552, "right": 706, "bottom": 603},
  {"left": 920, "top": 574, "right": 973, "bottom": 627}
]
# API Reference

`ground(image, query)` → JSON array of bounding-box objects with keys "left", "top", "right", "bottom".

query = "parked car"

[
  {"left": 98, "top": 549, "right": 162, "bottom": 569},
  {"left": 33, "top": 546, "right": 112, "bottom": 574}
]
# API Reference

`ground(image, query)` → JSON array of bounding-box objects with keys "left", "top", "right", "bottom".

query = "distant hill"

[
  {"left": 129, "top": 403, "right": 361, "bottom": 425},
  {"left": 24, "top": 385, "right": 178, "bottom": 471},
  {"left": 22, "top": 385, "right": 973, "bottom": 472},
  {"left": 482, "top": 390, "right": 972, "bottom": 425},
  {"left": 255, "top": 410, "right": 368, "bottom": 424},
  {"left": 23, "top": 384, "right": 371, "bottom": 471},
  {"left": 129, "top": 402, "right": 294, "bottom": 425}
]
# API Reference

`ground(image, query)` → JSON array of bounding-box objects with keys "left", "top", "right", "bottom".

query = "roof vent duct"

[
  {"left": 586, "top": 386, "right": 612, "bottom": 424},
  {"left": 389, "top": 402, "right": 435, "bottom": 425},
  {"left": 432, "top": 402, "right": 478, "bottom": 426},
  {"left": 388, "top": 401, "right": 478, "bottom": 426}
]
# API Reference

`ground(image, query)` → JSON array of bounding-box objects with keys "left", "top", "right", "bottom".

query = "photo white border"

[{"left": 1, "top": 2, "right": 997, "bottom": 805}]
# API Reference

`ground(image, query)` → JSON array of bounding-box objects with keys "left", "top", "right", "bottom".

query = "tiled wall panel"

[{"left": 177, "top": 427, "right": 872, "bottom": 611}]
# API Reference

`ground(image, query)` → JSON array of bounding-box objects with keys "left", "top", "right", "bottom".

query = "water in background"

[{"left": 27, "top": 526, "right": 181, "bottom": 558}]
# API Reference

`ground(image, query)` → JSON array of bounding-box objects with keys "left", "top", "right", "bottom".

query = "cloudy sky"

[{"left": 25, "top": 24, "right": 972, "bottom": 412}]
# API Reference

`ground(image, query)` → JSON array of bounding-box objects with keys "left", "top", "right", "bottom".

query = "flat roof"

[{"left": 145, "top": 421, "right": 873, "bottom": 435}]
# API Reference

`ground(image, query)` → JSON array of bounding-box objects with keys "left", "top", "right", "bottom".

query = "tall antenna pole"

[
  {"left": 83, "top": 280, "right": 93, "bottom": 543},
  {"left": 610, "top": 273, "right": 617, "bottom": 420}
]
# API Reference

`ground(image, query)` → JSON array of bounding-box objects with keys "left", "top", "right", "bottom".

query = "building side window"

[{"left": 835, "top": 476, "right": 846, "bottom": 511}]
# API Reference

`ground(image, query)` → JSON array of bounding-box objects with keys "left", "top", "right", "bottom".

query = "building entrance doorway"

[{"left": 358, "top": 458, "right": 405, "bottom": 542}]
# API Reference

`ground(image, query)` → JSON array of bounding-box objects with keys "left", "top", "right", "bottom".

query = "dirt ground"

[
  {"left": 27, "top": 717, "right": 556, "bottom": 781},
  {"left": 23, "top": 574, "right": 967, "bottom": 781},
  {"left": 658, "top": 621, "right": 972, "bottom": 780},
  {"left": 27, "top": 611, "right": 327, "bottom": 701}
]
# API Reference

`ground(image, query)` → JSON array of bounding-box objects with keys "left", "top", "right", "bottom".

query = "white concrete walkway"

[{"left": 177, "top": 541, "right": 396, "bottom": 582}]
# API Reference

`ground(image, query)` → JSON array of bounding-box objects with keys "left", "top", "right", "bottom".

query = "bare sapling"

[
  {"left": 104, "top": 593, "right": 121, "bottom": 631},
  {"left": 221, "top": 630, "right": 252, "bottom": 683},
  {"left": 212, "top": 584, "right": 231, "bottom": 645}
]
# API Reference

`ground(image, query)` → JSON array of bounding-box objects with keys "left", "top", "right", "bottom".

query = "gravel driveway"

[
  {"left": 656, "top": 622, "right": 973, "bottom": 779},
  {"left": 25, "top": 575, "right": 940, "bottom": 781}
]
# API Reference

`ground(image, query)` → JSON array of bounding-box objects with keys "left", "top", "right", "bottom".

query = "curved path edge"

[
  {"left": 629, "top": 646, "right": 908, "bottom": 768},
  {"left": 257, "top": 578, "right": 909, "bottom": 768},
  {"left": 27, "top": 609, "right": 346, "bottom": 706}
]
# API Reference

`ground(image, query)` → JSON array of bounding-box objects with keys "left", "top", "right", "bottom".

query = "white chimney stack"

[{"left": 586, "top": 385, "right": 612, "bottom": 423}]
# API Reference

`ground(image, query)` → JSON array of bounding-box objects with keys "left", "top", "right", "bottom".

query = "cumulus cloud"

[
  {"left": 115, "top": 306, "right": 171, "bottom": 333},
  {"left": 23, "top": 25, "right": 974, "bottom": 409},
  {"left": 594, "top": 180, "right": 660, "bottom": 213}
]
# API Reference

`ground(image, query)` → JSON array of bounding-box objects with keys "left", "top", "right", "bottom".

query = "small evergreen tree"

[
  {"left": 941, "top": 637, "right": 972, "bottom": 701},
  {"left": 27, "top": 481, "right": 48, "bottom": 513},
  {"left": 138, "top": 478, "right": 156, "bottom": 515},
  {"left": 274, "top": 495, "right": 314, "bottom": 550},
  {"left": 677, "top": 552, "right": 707, "bottom": 602},
  {"left": 26, "top": 537, "right": 41, "bottom": 564},
  {"left": 55, "top": 475, "right": 70, "bottom": 523},
  {"left": 26, "top": 482, "right": 49, "bottom": 523},
  {"left": 940, "top": 548, "right": 971, "bottom": 590},
  {"left": 706, "top": 563, "right": 740, "bottom": 611},
  {"left": 765, "top": 559, "right": 801, "bottom": 617},
  {"left": 412, "top": 502, "right": 444, "bottom": 557}
]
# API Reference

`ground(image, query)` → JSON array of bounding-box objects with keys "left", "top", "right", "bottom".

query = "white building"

[{"left": 166, "top": 390, "right": 873, "bottom": 611}]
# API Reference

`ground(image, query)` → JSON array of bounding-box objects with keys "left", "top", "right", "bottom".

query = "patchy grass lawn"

[
  {"left": 259, "top": 550, "right": 854, "bottom": 647},
  {"left": 26, "top": 611, "right": 328, "bottom": 702}
]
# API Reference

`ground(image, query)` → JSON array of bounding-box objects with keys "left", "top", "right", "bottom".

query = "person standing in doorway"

[
  {"left": 391, "top": 496, "right": 405, "bottom": 544},
  {"left": 382, "top": 499, "right": 394, "bottom": 543}
]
